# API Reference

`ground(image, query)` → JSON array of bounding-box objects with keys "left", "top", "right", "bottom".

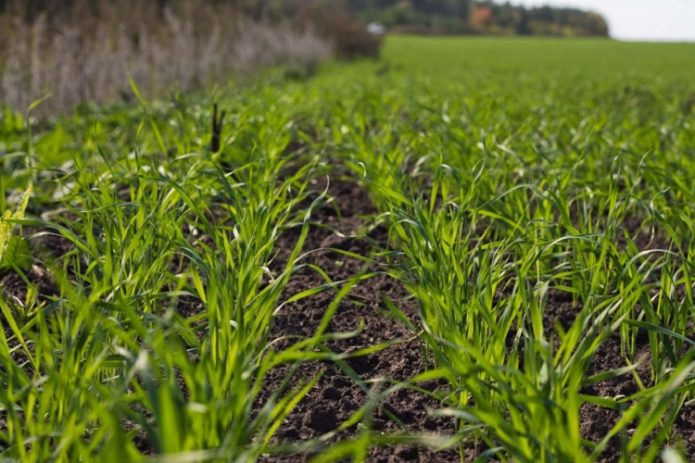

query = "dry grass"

[{"left": 0, "top": 0, "right": 331, "bottom": 116}]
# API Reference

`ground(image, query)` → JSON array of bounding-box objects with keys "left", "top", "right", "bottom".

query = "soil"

[
  {"left": 542, "top": 283, "right": 694, "bottom": 462},
  {"left": 1, "top": 176, "right": 693, "bottom": 462},
  {"left": 256, "top": 178, "right": 694, "bottom": 462},
  {"left": 543, "top": 286, "right": 693, "bottom": 462},
  {"left": 256, "top": 178, "right": 459, "bottom": 462}
]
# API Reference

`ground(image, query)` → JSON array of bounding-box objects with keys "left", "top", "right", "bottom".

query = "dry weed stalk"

[{"left": 0, "top": 0, "right": 331, "bottom": 116}]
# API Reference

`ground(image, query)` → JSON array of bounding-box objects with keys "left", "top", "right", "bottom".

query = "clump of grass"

[
  {"left": 0, "top": 183, "right": 32, "bottom": 267},
  {"left": 0, "top": 86, "right": 336, "bottom": 460}
]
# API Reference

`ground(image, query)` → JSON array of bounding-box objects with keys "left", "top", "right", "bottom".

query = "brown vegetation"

[{"left": 0, "top": 0, "right": 331, "bottom": 115}]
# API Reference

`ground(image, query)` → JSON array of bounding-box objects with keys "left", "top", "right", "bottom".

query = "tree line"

[{"left": 0, "top": 0, "right": 609, "bottom": 37}]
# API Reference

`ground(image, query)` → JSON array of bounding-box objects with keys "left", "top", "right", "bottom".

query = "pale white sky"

[{"left": 515, "top": 0, "right": 695, "bottom": 41}]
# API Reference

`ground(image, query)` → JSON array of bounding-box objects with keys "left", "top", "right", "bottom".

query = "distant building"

[{"left": 367, "top": 22, "right": 386, "bottom": 35}]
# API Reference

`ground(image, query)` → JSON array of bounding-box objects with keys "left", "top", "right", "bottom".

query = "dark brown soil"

[
  {"left": 0, "top": 225, "right": 74, "bottom": 306},
  {"left": 0, "top": 264, "right": 56, "bottom": 305},
  {"left": 2, "top": 177, "right": 692, "bottom": 462},
  {"left": 257, "top": 178, "right": 458, "bottom": 462},
  {"left": 543, "top": 286, "right": 693, "bottom": 462},
  {"left": 258, "top": 178, "right": 694, "bottom": 462}
]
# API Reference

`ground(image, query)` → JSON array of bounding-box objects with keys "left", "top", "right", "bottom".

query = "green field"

[{"left": 1, "top": 37, "right": 694, "bottom": 462}]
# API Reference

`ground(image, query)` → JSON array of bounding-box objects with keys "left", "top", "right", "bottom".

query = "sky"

[{"left": 515, "top": 0, "right": 695, "bottom": 41}]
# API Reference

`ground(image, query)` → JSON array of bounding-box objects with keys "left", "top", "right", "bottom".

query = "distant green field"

[
  {"left": 1, "top": 37, "right": 694, "bottom": 462},
  {"left": 383, "top": 36, "right": 695, "bottom": 78}
]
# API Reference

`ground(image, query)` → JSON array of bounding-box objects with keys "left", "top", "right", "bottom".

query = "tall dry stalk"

[{"left": 0, "top": 0, "right": 331, "bottom": 116}]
